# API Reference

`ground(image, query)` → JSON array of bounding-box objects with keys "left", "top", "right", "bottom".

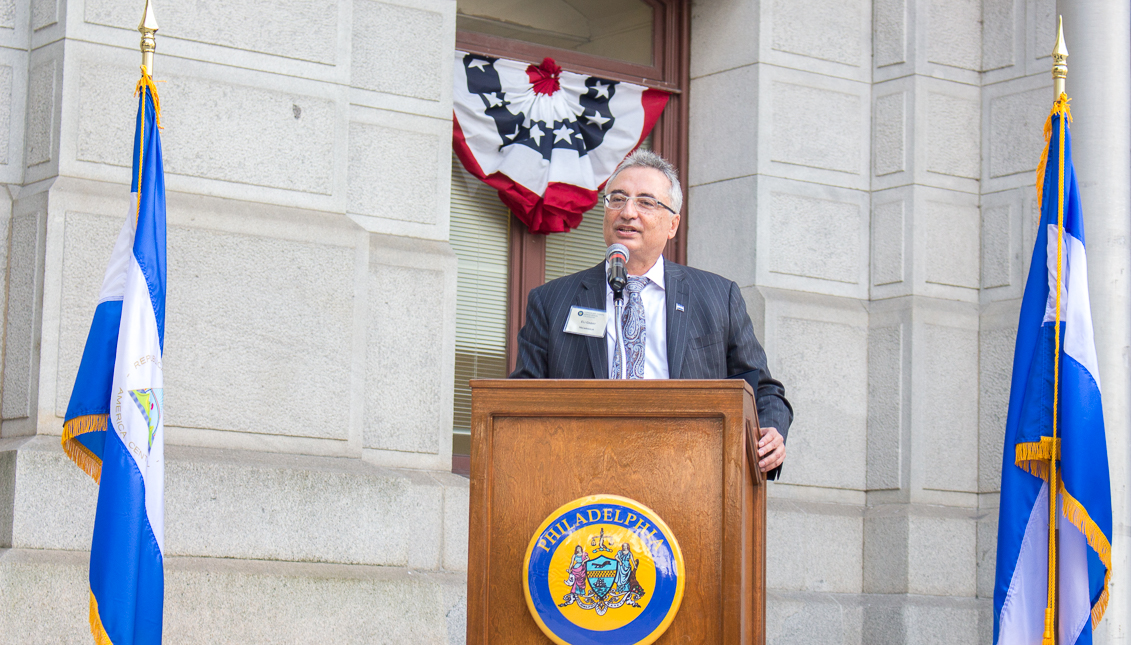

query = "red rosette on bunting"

[{"left": 453, "top": 51, "right": 669, "bottom": 234}]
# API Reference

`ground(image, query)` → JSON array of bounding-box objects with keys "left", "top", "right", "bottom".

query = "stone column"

[
  {"left": 688, "top": 0, "right": 874, "bottom": 640},
  {"left": 1, "top": 1, "right": 470, "bottom": 640},
  {"left": 1059, "top": 3, "right": 1131, "bottom": 643}
]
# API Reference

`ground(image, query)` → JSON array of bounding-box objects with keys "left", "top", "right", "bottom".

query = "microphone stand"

[{"left": 613, "top": 291, "right": 626, "bottom": 380}]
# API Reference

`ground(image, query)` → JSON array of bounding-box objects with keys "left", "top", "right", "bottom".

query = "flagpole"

[
  {"left": 1052, "top": 17, "right": 1067, "bottom": 99},
  {"left": 138, "top": 0, "right": 158, "bottom": 77},
  {"left": 1043, "top": 16, "right": 1068, "bottom": 645}
]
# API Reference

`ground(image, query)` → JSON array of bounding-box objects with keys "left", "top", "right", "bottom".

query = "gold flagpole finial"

[
  {"left": 138, "top": 0, "right": 159, "bottom": 76},
  {"left": 1052, "top": 15, "right": 1067, "bottom": 98}
]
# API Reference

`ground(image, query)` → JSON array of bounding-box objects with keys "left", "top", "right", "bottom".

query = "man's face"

[{"left": 602, "top": 166, "right": 680, "bottom": 275}]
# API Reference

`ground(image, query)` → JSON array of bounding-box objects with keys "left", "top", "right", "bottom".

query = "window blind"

[
  {"left": 450, "top": 154, "right": 510, "bottom": 442},
  {"left": 544, "top": 203, "right": 608, "bottom": 282},
  {"left": 449, "top": 135, "right": 656, "bottom": 453}
]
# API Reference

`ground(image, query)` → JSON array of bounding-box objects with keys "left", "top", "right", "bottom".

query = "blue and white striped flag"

[
  {"left": 62, "top": 70, "right": 166, "bottom": 645},
  {"left": 993, "top": 95, "right": 1112, "bottom": 645}
]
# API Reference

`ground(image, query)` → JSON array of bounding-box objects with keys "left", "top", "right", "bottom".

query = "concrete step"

[
  {"left": 0, "top": 547, "right": 466, "bottom": 644},
  {"left": 0, "top": 435, "right": 468, "bottom": 572},
  {"left": 768, "top": 589, "right": 992, "bottom": 645}
]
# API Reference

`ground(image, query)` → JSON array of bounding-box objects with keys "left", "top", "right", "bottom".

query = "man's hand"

[{"left": 757, "top": 426, "right": 785, "bottom": 474}]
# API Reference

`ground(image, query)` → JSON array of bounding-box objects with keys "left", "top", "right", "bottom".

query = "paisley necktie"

[{"left": 612, "top": 276, "right": 647, "bottom": 379}]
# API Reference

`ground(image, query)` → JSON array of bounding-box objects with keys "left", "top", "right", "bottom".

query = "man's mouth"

[{"left": 616, "top": 226, "right": 639, "bottom": 235}]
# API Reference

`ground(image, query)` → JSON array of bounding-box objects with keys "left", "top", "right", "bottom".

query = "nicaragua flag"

[
  {"left": 61, "top": 70, "right": 166, "bottom": 645},
  {"left": 453, "top": 52, "right": 668, "bottom": 234},
  {"left": 993, "top": 95, "right": 1112, "bottom": 645}
]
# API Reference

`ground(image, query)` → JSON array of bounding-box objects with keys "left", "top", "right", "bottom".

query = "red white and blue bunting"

[{"left": 453, "top": 52, "right": 669, "bottom": 234}]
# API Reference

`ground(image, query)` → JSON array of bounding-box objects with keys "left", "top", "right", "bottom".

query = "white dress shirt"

[{"left": 605, "top": 256, "right": 669, "bottom": 379}]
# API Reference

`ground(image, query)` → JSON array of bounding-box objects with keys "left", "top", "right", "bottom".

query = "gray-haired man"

[{"left": 510, "top": 150, "right": 792, "bottom": 478}]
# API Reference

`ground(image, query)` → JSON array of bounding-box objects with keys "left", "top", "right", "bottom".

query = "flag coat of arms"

[
  {"left": 453, "top": 52, "right": 669, "bottom": 234},
  {"left": 993, "top": 95, "right": 1112, "bottom": 645},
  {"left": 61, "top": 71, "right": 167, "bottom": 645}
]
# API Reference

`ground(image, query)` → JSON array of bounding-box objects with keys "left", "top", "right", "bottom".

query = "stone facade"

[
  {"left": 689, "top": 0, "right": 1127, "bottom": 643},
  {"left": 1, "top": 0, "right": 468, "bottom": 641},
  {"left": 1, "top": 0, "right": 1128, "bottom": 643}
]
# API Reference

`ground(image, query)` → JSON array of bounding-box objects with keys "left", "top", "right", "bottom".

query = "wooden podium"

[{"left": 467, "top": 380, "right": 766, "bottom": 644}]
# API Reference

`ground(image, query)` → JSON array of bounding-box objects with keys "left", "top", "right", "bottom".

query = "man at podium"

[{"left": 511, "top": 150, "right": 793, "bottom": 478}]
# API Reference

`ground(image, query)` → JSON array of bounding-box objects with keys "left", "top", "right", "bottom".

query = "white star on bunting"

[
  {"left": 467, "top": 58, "right": 489, "bottom": 71},
  {"left": 584, "top": 111, "right": 610, "bottom": 127},
  {"left": 591, "top": 82, "right": 610, "bottom": 99},
  {"left": 553, "top": 124, "right": 573, "bottom": 143},
  {"left": 529, "top": 123, "right": 545, "bottom": 145}
]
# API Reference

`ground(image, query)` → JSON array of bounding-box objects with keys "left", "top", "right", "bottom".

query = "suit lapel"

[
  {"left": 576, "top": 263, "right": 608, "bottom": 379},
  {"left": 665, "top": 259, "right": 690, "bottom": 379}
]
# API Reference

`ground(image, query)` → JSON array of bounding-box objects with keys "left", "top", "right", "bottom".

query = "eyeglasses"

[{"left": 603, "top": 193, "right": 677, "bottom": 215}]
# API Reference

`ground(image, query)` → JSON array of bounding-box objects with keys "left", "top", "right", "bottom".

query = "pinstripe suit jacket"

[{"left": 511, "top": 260, "right": 793, "bottom": 476}]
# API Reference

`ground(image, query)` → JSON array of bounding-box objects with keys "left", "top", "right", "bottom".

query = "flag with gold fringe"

[
  {"left": 62, "top": 68, "right": 166, "bottom": 645},
  {"left": 992, "top": 93, "right": 1112, "bottom": 645}
]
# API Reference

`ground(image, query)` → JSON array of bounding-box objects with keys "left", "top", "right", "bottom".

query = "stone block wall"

[
  {"left": 1, "top": 0, "right": 468, "bottom": 642},
  {"left": 0, "top": 0, "right": 1099, "bottom": 642},
  {"left": 688, "top": 0, "right": 1058, "bottom": 642}
]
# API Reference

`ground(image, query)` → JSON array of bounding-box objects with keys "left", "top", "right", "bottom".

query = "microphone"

[
  {"left": 606, "top": 244, "right": 629, "bottom": 298},
  {"left": 606, "top": 243, "right": 629, "bottom": 379}
]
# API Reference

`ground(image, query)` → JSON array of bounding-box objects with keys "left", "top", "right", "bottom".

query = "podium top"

[
  {"left": 470, "top": 378, "right": 753, "bottom": 395},
  {"left": 469, "top": 379, "right": 758, "bottom": 437}
]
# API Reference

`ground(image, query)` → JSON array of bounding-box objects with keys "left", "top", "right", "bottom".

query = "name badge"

[{"left": 563, "top": 306, "right": 607, "bottom": 338}]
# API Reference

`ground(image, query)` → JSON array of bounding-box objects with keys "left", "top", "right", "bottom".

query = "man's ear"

[{"left": 667, "top": 212, "right": 680, "bottom": 240}]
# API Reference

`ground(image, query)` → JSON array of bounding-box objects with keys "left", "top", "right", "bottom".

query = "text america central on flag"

[
  {"left": 61, "top": 71, "right": 167, "bottom": 645},
  {"left": 453, "top": 52, "right": 669, "bottom": 234}
]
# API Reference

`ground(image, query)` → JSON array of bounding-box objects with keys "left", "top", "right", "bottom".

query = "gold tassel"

[
  {"left": 89, "top": 591, "right": 114, "bottom": 645},
  {"left": 1092, "top": 579, "right": 1110, "bottom": 629},
  {"left": 1015, "top": 438, "right": 1059, "bottom": 463},
  {"left": 1021, "top": 444, "right": 1115, "bottom": 630},
  {"left": 134, "top": 67, "right": 162, "bottom": 128},
  {"left": 132, "top": 67, "right": 151, "bottom": 228},
  {"left": 1035, "top": 94, "right": 1072, "bottom": 210},
  {"left": 1015, "top": 438, "right": 1060, "bottom": 482},
  {"left": 61, "top": 414, "right": 106, "bottom": 482},
  {"left": 1040, "top": 96, "right": 1072, "bottom": 645},
  {"left": 1060, "top": 485, "right": 1113, "bottom": 628}
]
